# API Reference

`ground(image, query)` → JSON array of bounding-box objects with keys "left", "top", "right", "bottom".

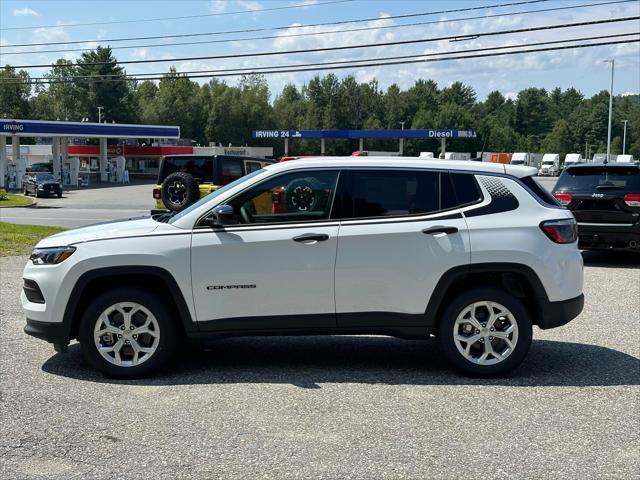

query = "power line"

[
  {"left": 1, "top": 0, "right": 553, "bottom": 47},
  {"left": 9, "top": 16, "right": 638, "bottom": 69},
  {"left": 0, "top": 0, "right": 354, "bottom": 32},
  {"left": 6, "top": 37, "right": 638, "bottom": 85},
  {"left": 14, "top": 33, "right": 639, "bottom": 82},
  {"left": 1, "top": 0, "right": 632, "bottom": 57}
]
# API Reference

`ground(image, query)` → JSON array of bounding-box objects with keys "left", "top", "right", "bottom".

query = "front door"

[
  {"left": 190, "top": 169, "right": 341, "bottom": 331},
  {"left": 334, "top": 169, "right": 472, "bottom": 327}
]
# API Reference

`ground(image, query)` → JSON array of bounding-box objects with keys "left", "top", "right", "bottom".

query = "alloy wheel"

[
  {"left": 453, "top": 301, "right": 519, "bottom": 366},
  {"left": 93, "top": 302, "right": 160, "bottom": 367}
]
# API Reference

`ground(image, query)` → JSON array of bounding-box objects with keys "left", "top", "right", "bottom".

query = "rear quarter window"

[
  {"left": 520, "top": 175, "right": 561, "bottom": 207},
  {"left": 158, "top": 156, "right": 212, "bottom": 183}
]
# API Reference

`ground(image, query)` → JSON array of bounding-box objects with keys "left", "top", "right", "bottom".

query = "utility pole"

[
  {"left": 622, "top": 120, "right": 628, "bottom": 154},
  {"left": 604, "top": 59, "right": 614, "bottom": 164},
  {"left": 97, "top": 106, "right": 104, "bottom": 123}
]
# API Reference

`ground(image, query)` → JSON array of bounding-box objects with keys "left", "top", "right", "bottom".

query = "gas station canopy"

[
  {"left": 1, "top": 119, "right": 180, "bottom": 139},
  {"left": 0, "top": 118, "right": 181, "bottom": 188}
]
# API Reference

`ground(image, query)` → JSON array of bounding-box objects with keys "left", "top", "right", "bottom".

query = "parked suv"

[
  {"left": 23, "top": 158, "right": 584, "bottom": 378},
  {"left": 553, "top": 163, "right": 640, "bottom": 251},
  {"left": 153, "top": 154, "right": 274, "bottom": 211},
  {"left": 22, "top": 173, "right": 62, "bottom": 198}
]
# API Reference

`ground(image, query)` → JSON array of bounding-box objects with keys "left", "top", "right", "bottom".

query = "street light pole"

[
  {"left": 399, "top": 121, "right": 406, "bottom": 156},
  {"left": 604, "top": 59, "right": 614, "bottom": 164},
  {"left": 97, "top": 106, "right": 104, "bottom": 123},
  {"left": 622, "top": 120, "right": 628, "bottom": 155}
]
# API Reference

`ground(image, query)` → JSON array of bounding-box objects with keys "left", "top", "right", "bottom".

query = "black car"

[
  {"left": 552, "top": 163, "right": 640, "bottom": 252},
  {"left": 23, "top": 173, "right": 63, "bottom": 198}
]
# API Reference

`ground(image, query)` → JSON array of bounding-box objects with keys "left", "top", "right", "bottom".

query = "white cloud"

[
  {"left": 237, "top": 0, "right": 264, "bottom": 12},
  {"left": 209, "top": 1, "right": 227, "bottom": 14},
  {"left": 13, "top": 7, "right": 39, "bottom": 16}
]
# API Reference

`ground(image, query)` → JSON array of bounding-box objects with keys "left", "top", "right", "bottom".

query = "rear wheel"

[
  {"left": 78, "top": 288, "right": 179, "bottom": 378},
  {"left": 437, "top": 288, "right": 532, "bottom": 376}
]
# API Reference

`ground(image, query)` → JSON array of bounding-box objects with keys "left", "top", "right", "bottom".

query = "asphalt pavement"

[
  {"left": 1, "top": 251, "right": 639, "bottom": 479},
  {"left": 0, "top": 183, "right": 155, "bottom": 228}
]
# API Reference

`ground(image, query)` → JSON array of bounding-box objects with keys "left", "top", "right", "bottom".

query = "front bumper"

[
  {"left": 24, "top": 318, "right": 70, "bottom": 345},
  {"left": 577, "top": 222, "right": 640, "bottom": 251},
  {"left": 538, "top": 294, "right": 584, "bottom": 329}
]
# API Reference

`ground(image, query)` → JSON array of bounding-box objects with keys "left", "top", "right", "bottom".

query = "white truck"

[
  {"left": 511, "top": 152, "right": 543, "bottom": 169},
  {"left": 616, "top": 154, "right": 635, "bottom": 163},
  {"left": 538, "top": 154, "right": 560, "bottom": 176},
  {"left": 564, "top": 153, "right": 583, "bottom": 167}
]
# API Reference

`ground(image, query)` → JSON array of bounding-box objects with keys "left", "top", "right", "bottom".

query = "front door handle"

[
  {"left": 293, "top": 233, "right": 329, "bottom": 243},
  {"left": 422, "top": 226, "right": 459, "bottom": 235}
]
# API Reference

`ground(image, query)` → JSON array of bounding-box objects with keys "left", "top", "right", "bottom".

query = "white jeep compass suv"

[{"left": 22, "top": 158, "right": 584, "bottom": 377}]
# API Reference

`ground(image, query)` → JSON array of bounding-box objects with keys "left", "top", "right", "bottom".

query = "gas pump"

[
  {"left": 109, "top": 156, "right": 127, "bottom": 183},
  {"left": 5, "top": 158, "right": 27, "bottom": 190}
]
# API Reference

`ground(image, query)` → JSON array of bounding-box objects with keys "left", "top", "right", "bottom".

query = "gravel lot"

[{"left": 1, "top": 251, "right": 638, "bottom": 479}]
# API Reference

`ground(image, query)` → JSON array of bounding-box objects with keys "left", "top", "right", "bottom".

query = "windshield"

[
  {"left": 167, "top": 169, "right": 265, "bottom": 224},
  {"left": 542, "top": 161, "right": 554, "bottom": 165},
  {"left": 511, "top": 160, "right": 525, "bottom": 165},
  {"left": 36, "top": 174, "right": 55, "bottom": 182},
  {"left": 555, "top": 166, "right": 640, "bottom": 192}
]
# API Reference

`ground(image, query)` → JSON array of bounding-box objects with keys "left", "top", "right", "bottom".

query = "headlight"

[{"left": 30, "top": 246, "right": 76, "bottom": 265}]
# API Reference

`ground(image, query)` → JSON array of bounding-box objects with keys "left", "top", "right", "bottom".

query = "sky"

[{"left": 1, "top": 0, "right": 639, "bottom": 101}]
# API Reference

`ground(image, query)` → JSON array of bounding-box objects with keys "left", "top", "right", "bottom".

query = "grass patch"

[
  {"left": 0, "top": 190, "right": 33, "bottom": 207},
  {"left": 0, "top": 222, "right": 67, "bottom": 257}
]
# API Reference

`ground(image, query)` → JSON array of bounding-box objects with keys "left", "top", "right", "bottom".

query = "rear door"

[{"left": 333, "top": 169, "right": 472, "bottom": 327}]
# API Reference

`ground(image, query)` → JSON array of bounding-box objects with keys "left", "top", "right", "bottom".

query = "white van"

[
  {"left": 539, "top": 154, "right": 560, "bottom": 176},
  {"left": 511, "top": 152, "right": 528, "bottom": 166}
]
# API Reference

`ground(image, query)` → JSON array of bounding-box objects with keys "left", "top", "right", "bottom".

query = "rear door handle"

[
  {"left": 293, "top": 233, "right": 330, "bottom": 243},
  {"left": 422, "top": 226, "right": 459, "bottom": 235}
]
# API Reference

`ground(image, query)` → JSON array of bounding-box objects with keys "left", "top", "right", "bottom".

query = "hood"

[{"left": 37, "top": 216, "right": 160, "bottom": 247}]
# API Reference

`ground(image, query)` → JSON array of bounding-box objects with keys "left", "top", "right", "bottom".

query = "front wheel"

[
  {"left": 78, "top": 288, "right": 179, "bottom": 378},
  {"left": 437, "top": 288, "right": 532, "bottom": 376}
]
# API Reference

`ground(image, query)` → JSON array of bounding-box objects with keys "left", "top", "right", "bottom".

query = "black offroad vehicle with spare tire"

[{"left": 153, "top": 154, "right": 275, "bottom": 212}]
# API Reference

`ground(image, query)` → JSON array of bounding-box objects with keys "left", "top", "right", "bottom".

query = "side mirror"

[{"left": 207, "top": 204, "right": 235, "bottom": 227}]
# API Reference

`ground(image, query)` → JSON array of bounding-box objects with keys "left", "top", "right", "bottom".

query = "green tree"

[
  {"left": 515, "top": 88, "right": 550, "bottom": 139},
  {"left": 0, "top": 66, "right": 31, "bottom": 118},
  {"left": 542, "top": 119, "right": 574, "bottom": 160},
  {"left": 75, "top": 47, "right": 137, "bottom": 122}
]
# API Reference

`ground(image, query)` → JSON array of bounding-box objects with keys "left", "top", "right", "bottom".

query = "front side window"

[
  {"left": 341, "top": 170, "right": 445, "bottom": 218},
  {"left": 226, "top": 170, "right": 339, "bottom": 224}
]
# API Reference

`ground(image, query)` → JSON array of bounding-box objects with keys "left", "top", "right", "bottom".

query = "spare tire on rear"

[{"left": 161, "top": 172, "right": 200, "bottom": 212}]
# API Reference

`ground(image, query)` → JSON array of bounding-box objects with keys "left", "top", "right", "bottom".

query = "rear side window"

[
  {"left": 218, "top": 158, "right": 243, "bottom": 184},
  {"left": 520, "top": 175, "right": 560, "bottom": 207},
  {"left": 340, "top": 170, "right": 447, "bottom": 218},
  {"left": 158, "top": 156, "right": 211, "bottom": 183},
  {"left": 555, "top": 166, "right": 640, "bottom": 193}
]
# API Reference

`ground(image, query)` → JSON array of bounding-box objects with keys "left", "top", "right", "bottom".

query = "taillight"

[
  {"left": 623, "top": 193, "right": 640, "bottom": 207},
  {"left": 153, "top": 188, "right": 161, "bottom": 199},
  {"left": 540, "top": 219, "right": 578, "bottom": 244},
  {"left": 552, "top": 192, "right": 573, "bottom": 206}
]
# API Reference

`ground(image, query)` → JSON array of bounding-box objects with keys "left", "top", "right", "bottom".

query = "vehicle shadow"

[
  {"left": 42, "top": 337, "right": 640, "bottom": 389},
  {"left": 582, "top": 250, "right": 640, "bottom": 269}
]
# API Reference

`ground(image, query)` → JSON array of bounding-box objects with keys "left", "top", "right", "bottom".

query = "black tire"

[
  {"left": 23, "top": 187, "right": 29, "bottom": 196},
  {"left": 78, "top": 288, "right": 179, "bottom": 378},
  {"left": 285, "top": 177, "right": 323, "bottom": 212},
  {"left": 57, "top": 193, "right": 62, "bottom": 198},
  {"left": 436, "top": 287, "right": 533, "bottom": 376},
  {"left": 161, "top": 172, "right": 199, "bottom": 212}
]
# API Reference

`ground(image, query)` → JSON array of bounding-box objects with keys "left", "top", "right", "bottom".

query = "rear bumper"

[
  {"left": 577, "top": 222, "right": 640, "bottom": 251},
  {"left": 24, "top": 318, "right": 70, "bottom": 345},
  {"left": 538, "top": 294, "right": 584, "bottom": 329}
]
